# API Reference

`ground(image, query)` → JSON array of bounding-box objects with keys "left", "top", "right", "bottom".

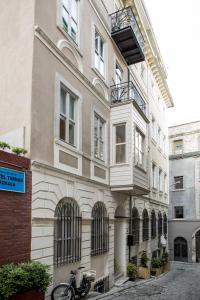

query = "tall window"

[
  {"left": 91, "top": 202, "right": 109, "bottom": 256},
  {"left": 174, "top": 176, "right": 183, "bottom": 190},
  {"left": 135, "top": 129, "right": 145, "bottom": 168},
  {"left": 151, "top": 210, "right": 156, "bottom": 239},
  {"left": 62, "top": 0, "right": 78, "bottom": 42},
  {"left": 151, "top": 116, "right": 156, "bottom": 140},
  {"left": 115, "top": 124, "right": 126, "bottom": 163},
  {"left": 159, "top": 169, "right": 163, "bottom": 192},
  {"left": 115, "top": 63, "right": 123, "bottom": 85},
  {"left": 142, "top": 209, "right": 149, "bottom": 241},
  {"left": 152, "top": 163, "right": 157, "bottom": 189},
  {"left": 54, "top": 198, "right": 81, "bottom": 266},
  {"left": 163, "top": 213, "right": 167, "bottom": 238},
  {"left": 158, "top": 212, "right": 163, "bottom": 236},
  {"left": 132, "top": 207, "right": 140, "bottom": 245},
  {"left": 94, "top": 113, "right": 105, "bottom": 160},
  {"left": 174, "top": 206, "right": 184, "bottom": 219},
  {"left": 174, "top": 140, "right": 183, "bottom": 155},
  {"left": 60, "top": 86, "right": 77, "bottom": 146},
  {"left": 95, "top": 30, "right": 105, "bottom": 76}
]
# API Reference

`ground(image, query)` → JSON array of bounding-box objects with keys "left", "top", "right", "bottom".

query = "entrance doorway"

[
  {"left": 114, "top": 206, "right": 127, "bottom": 277},
  {"left": 174, "top": 237, "right": 188, "bottom": 262},
  {"left": 195, "top": 230, "right": 200, "bottom": 262}
]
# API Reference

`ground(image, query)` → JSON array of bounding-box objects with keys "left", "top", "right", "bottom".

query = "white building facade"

[{"left": 0, "top": 0, "right": 173, "bottom": 297}]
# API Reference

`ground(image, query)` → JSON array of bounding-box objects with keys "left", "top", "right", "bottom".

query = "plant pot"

[
  {"left": 138, "top": 266, "right": 150, "bottom": 279},
  {"left": 162, "top": 262, "right": 170, "bottom": 273},
  {"left": 150, "top": 267, "right": 162, "bottom": 277},
  {"left": 9, "top": 289, "right": 44, "bottom": 300}
]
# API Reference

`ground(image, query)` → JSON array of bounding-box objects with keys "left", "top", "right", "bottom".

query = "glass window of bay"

[{"left": 94, "top": 113, "right": 105, "bottom": 161}]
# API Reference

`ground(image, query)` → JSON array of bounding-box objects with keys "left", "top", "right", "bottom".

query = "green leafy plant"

[
  {"left": 161, "top": 252, "right": 169, "bottom": 265},
  {"left": 12, "top": 147, "right": 28, "bottom": 156},
  {"left": 141, "top": 251, "right": 149, "bottom": 268},
  {"left": 0, "top": 261, "right": 52, "bottom": 299},
  {"left": 151, "top": 257, "right": 162, "bottom": 268},
  {"left": 0, "top": 141, "right": 10, "bottom": 150},
  {"left": 127, "top": 263, "right": 138, "bottom": 278}
]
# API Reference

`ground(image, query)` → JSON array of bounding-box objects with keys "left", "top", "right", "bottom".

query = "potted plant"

[
  {"left": 161, "top": 252, "right": 170, "bottom": 273},
  {"left": 12, "top": 147, "right": 27, "bottom": 156},
  {"left": 138, "top": 251, "right": 150, "bottom": 279},
  {"left": 0, "top": 261, "right": 51, "bottom": 300},
  {"left": 127, "top": 263, "right": 138, "bottom": 281},
  {"left": 0, "top": 141, "right": 10, "bottom": 151},
  {"left": 150, "top": 257, "right": 163, "bottom": 276}
]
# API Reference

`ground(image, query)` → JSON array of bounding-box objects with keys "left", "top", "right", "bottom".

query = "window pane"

[
  {"left": 69, "top": 95, "right": 75, "bottom": 120},
  {"left": 95, "top": 31, "right": 99, "bottom": 52},
  {"left": 116, "top": 125, "right": 125, "bottom": 143},
  {"left": 94, "top": 137, "right": 98, "bottom": 157},
  {"left": 71, "top": 19, "right": 77, "bottom": 41},
  {"left": 71, "top": 0, "right": 78, "bottom": 21},
  {"left": 63, "top": 0, "right": 69, "bottom": 10},
  {"left": 60, "top": 88, "right": 66, "bottom": 114},
  {"left": 95, "top": 52, "right": 99, "bottom": 69},
  {"left": 116, "top": 144, "right": 125, "bottom": 163},
  {"left": 69, "top": 122, "right": 75, "bottom": 145},
  {"left": 100, "top": 141, "right": 104, "bottom": 160},
  {"left": 100, "top": 38, "right": 104, "bottom": 58},
  {"left": 99, "top": 59, "right": 104, "bottom": 75},
  {"left": 60, "top": 117, "right": 66, "bottom": 140},
  {"left": 62, "top": 8, "right": 69, "bottom": 32}
]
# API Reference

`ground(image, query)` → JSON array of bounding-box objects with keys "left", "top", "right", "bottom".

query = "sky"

[{"left": 145, "top": 0, "right": 200, "bottom": 127}]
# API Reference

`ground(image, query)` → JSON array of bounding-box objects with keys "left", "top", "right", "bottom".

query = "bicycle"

[{"left": 51, "top": 267, "right": 96, "bottom": 300}]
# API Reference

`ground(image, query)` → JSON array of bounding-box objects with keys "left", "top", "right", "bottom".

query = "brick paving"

[{"left": 91, "top": 262, "right": 200, "bottom": 300}]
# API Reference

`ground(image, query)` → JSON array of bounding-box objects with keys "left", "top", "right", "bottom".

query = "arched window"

[
  {"left": 163, "top": 213, "right": 167, "bottom": 238},
  {"left": 91, "top": 202, "right": 109, "bottom": 256},
  {"left": 158, "top": 211, "right": 163, "bottom": 236},
  {"left": 132, "top": 207, "right": 140, "bottom": 245},
  {"left": 54, "top": 198, "right": 81, "bottom": 267},
  {"left": 142, "top": 209, "right": 149, "bottom": 241},
  {"left": 151, "top": 210, "right": 156, "bottom": 239}
]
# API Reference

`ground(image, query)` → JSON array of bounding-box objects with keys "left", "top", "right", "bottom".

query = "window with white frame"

[
  {"left": 59, "top": 85, "right": 77, "bottom": 146},
  {"left": 94, "top": 113, "right": 105, "bottom": 161},
  {"left": 159, "top": 169, "right": 163, "bottom": 192},
  {"left": 95, "top": 29, "right": 105, "bottom": 76},
  {"left": 115, "top": 124, "right": 126, "bottom": 163},
  {"left": 62, "top": 0, "right": 78, "bottom": 42},
  {"left": 135, "top": 129, "right": 145, "bottom": 168},
  {"left": 152, "top": 163, "right": 157, "bottom": 189},
  {"left": 173, "top": 139, "right": 183, "bottom": 155}
]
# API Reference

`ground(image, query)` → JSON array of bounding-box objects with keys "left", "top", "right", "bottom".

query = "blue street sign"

[{"left": 0, "top": 167, "right": 25, "bottom": 193}]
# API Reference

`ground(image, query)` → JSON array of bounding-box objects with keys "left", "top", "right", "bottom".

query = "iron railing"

[
  {"left": 110, "top": 7, "right": 145, "bottom": 53},
  {"left": 111, "top": 81, "right": 147, "bottom": 115}
]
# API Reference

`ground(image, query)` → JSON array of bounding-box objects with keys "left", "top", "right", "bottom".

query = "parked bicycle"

[{"left": 51, "top": 267, "right": 96, "bottom": 300}]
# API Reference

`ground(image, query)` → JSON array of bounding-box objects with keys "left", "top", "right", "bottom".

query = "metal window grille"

[
  {"left": 163, "top": 213, "right": 167, "bottom": 238},
  {"left": 158, "top": 212, "right": 163, "bottom": 236},
  {"left": 91, "top": 202, "right": 109, "bottom": 256},
  {"left": 142, "top": 209, "right": 149, "bottom": 241},
  {"left": 151, "top": 210, "right": 156, "bottom": 239},
  {"left": 132, "top": 207, "right": 140, "bottom": 245},
  {"left": 54, "top": 198, "right": 81, "bottom": 267}
]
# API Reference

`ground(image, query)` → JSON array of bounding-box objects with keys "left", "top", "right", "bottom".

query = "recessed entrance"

[
  {"left": 195, "top": 230, "right": 200, "bottom": 262},
  {"left": 174, "top": 237, "right": 188, "bottom": 262}
]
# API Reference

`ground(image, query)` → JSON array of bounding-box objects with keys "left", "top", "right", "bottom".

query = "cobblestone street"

[{"left": 98, "top": 263, "right": 200, "bottom": 300}]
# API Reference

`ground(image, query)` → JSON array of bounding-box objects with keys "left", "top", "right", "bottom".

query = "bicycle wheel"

[
  {"left": 51, "top": 284, "right": 75, "bottom": 300},
  {"left": 81, "top": 281, "right": 91, "bottom": 298}
]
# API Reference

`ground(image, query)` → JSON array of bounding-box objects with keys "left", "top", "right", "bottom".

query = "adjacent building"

[
  {"left": 169, "top": 121, "right": 200, "bottom": 262},
  {"left": 0, "top": 0, "right": 173, "bottom": 297}
]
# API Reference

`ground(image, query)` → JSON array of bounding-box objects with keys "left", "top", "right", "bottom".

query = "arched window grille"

[
  {"left": 91, "top": 202, "right": 109, "bottom": 256},
  {"left": 142, "top": 209, "right": 149, "bottom": 241},
  {"left": 54, "top": 198, "right": 81, "bottom": 267},
  {"left": 158, "top": 211, "right": 163, "bottom": 236},
  {"left": 151, "top": 210, "right": 156, "bottom": 239},
  {"left": 163, "top": 213, "right": 167, "bottom": 238},
  {"left": 132, "top": 207, "right": 140, "bottom": 245}
]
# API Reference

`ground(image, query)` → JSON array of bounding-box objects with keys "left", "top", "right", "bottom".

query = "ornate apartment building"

[
  {"left": 169, "top": 121, "right": 200, "bottom": 263},
  {"left": 0, "top": 0, "right": 173, "bottom": 297}
]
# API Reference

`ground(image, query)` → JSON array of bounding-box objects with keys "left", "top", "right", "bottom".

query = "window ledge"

[
  {"left": 91, "top": 67, "right": 109, "bottom": 88},
  {"left": 57, "top": 25, "right": 83, "bottom": 58},
  {"left": 172, "top": 189, "right": 185, "bottom": 192},
  {"left": 110, "top": 163, "right": 129, "bottom": 167},
  {"left": 55, "top": 138, "right": 82, "bottom": 155}
]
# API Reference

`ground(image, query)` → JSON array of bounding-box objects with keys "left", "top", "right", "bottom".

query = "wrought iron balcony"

[
  {"left": 111, "top": 81, "right": 147, "bottom": 118},
  {"left": 110, "top": 7, "right": 145, "bottom": 65}
]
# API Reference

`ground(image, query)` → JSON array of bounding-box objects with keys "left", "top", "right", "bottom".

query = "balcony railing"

[
  {"left": 111, "top": 81, "right": 147, "bottom": 116},
  {"left": 110, "top": 7, "right": 145, "bottom": 54}
]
